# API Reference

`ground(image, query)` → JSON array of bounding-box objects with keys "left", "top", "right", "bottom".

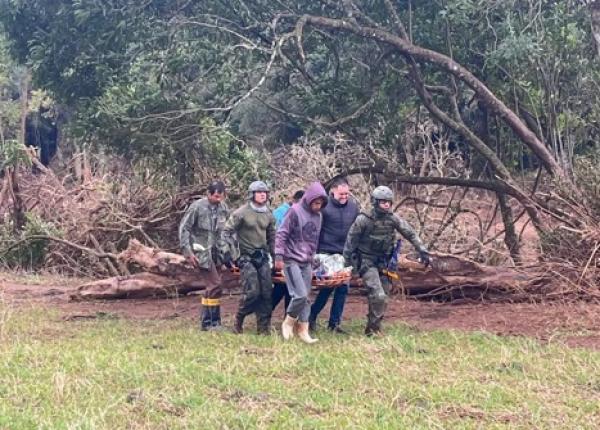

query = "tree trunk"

[
  {"left": 69, "top": 240, "right": 557, "bottom": 302},
  {"left": 497, "top": 192, "right": 521, "bottom": 264},
  {"left": 590, "top": 1, "right": 600, "bottom": 58},
  {"left": 11, "top": 70, "right": 30, "bottom": 232}
]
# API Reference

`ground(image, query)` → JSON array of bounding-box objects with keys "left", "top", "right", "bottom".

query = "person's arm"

[
  {"left": 221, "top": 207, "right": 243, "bottom": 262},
  {"left": 267, "top": 213, "right": 276, "bottom": 258},
  {"left": 393, "top": 215, "right": 426, "bottom": 252},
  {"left": 393, "top": 215, "right": 430, "bottom": 266},
  {"left": 342, "top": 214, "right": 368, "bottom": 266},
  {"left": 179, "top": 203, "right": 198, "bottom": 257},
  {"left": 274, "top": 208, "right": 296, "bottom": 269},
  {"left": 221, "top": 208, "right": 242, "bottom": 244}
]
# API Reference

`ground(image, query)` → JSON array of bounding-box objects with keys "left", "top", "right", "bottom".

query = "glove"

[{"left": 419, "top": 250, "right": 431, "bottom": 267}]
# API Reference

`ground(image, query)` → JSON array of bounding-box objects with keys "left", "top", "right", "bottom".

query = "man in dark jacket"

[{"left": 309, "top": 178, "right": 359, "bottom": 334}]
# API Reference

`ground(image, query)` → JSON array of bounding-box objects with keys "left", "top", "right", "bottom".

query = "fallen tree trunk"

[
  {"left": 70, "top": 239, "right": 239, "bottom": 300},
  {"left": 70, "top": 240, "right": 556, "bottom": 302},
  {"left": 70, "top": 271, "right": 240, "bottom": 301}
]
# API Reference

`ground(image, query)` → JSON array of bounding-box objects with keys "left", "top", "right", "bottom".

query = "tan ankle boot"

[
  {"left": 297, "top": 321, "right": 318, "bottom": 344},
  {"left": 281, "top": 315, "right": 297, "bottom": 340}
]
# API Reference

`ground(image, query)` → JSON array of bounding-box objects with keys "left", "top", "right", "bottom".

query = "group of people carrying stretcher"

[{"left": 179, "top": 178, "right": 430, "bottom": 342}]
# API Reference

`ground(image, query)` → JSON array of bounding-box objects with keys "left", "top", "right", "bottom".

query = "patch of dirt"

[{"left": 2, "top": 275, "right": 600, "bottom": 350}]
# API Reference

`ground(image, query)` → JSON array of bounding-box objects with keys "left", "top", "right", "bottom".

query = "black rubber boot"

[
  {"left": 210, "top": 305, "right": 224, "bottom": 331},
  {"left": 200, "top": 305, "right": 212, "bottom": 331}
]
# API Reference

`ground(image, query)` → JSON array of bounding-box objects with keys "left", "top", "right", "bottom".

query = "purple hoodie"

[{"left": 275, "top": 182, "right": 328, "bottom": 264}]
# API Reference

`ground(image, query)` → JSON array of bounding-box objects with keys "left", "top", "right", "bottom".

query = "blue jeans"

[
  {"left": 309, "top": 284, "right": 349, "bottom": 328},
  {"left": 272, "top": 282, "right": 291, "bottom": 315}
]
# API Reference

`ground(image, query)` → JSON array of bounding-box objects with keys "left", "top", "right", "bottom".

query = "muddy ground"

[{"left": 1, "top": 274, "right": 599, "bottom": 350}]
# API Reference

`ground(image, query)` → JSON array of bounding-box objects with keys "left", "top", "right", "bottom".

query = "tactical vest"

[{"left": 357, "top": 211, "right": 396, "bottom": 257}]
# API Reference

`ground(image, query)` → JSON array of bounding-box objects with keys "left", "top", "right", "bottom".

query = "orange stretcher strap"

[{"left": 201, "top": 298, "right": 220, "bottom": 306}]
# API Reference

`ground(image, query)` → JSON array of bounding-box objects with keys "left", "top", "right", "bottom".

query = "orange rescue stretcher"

[{"left": 230, "top": 267, "right": 352, "bottom": 289}]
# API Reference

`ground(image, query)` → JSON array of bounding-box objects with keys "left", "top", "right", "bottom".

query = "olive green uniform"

[
  {"left": 222, "top": 202, "right": 276, "bottom": 334},
  {"left": 179, "top": 198, "right": 229, "bottom": 330}
]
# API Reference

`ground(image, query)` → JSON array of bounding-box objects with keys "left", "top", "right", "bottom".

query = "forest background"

[{"left": 1, "top": 0, "right": 600, "bottom": 288}]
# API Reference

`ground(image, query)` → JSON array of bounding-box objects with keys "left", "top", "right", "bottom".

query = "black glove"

[
  {"left": 222, "top": 252, "right": 234, "bottom": 269},
  {"left": 419, "top": 250, "right": 431, "bottom": 267}
]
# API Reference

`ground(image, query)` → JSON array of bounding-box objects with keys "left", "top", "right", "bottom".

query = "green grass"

[{"left": 0, "top": 304, "right": 599, "bottom": 429}]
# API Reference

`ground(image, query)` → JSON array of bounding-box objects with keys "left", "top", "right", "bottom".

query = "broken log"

[
  {"left": 71, "top": 239, "right": 239, "bottom": 300},
  {"left": 71, "top": 240, "right": 553, "bottom": 302},
  {"left": 70, "top": 271, "right": 239, "bottom": 301}
]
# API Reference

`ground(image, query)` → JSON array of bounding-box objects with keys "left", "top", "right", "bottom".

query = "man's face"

[
  {"left": 378, "top": 200, "right": 392, "bottom": 212},
  {"left": 310, "top": 198, "right": 325, "bottom": 213},
  {"left": 253, "top": 191, "right": 268, "bottom": 205},
  {"left": 207, "top": 191, "right": 225, "bottom": 205},
  {"left": 331, "top": 184, "right": 350, "bottom": 205}
]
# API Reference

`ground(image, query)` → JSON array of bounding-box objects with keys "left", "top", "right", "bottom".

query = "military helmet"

[
  {"left": 371, "top": 185, "right": 394, "bottom": 202},
  {"left": 248, "top": 181, "right": 269, "bottom": 193},
  {"left": 248, "top": 180, "right": 270, "bottom": 200}
]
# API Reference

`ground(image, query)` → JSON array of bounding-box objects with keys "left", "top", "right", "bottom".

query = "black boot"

[
  {"left": 233, "top": 313, "right": 244, "bottom": 334},
  {"left": 328, "top": 324, "right": 348, "bottom": 335},
  {"left": 365, "top": 323, "right": 382, "bottom": 337},
  {"left": 209, "top": 305, "right": 224, "bottom": 331},
  {"left": 200, "top": 305, "right": 212, "bottom": 331},
  {"left": 308, "top": 319, "right": 317, "bottom": 333},
  {"left": 256, "top": 314, "right": 271, "bottom": 335}
]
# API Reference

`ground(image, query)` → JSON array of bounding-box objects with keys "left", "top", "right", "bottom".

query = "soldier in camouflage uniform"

[
  {"left": 222, "top": 181, "right": 276, "bottom": 335},
  {"left": 179, "top": 181, "right": 230, "bottom": 331},
  {"left": 343, "top": 186, "right": 430, "bottom": 336}
]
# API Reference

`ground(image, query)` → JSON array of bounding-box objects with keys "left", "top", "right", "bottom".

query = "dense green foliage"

[
  {"left": 0, "top": 31, "right": 21, "bottom": 157},
  {"left": 2, "top": 0, "right": 599, "bottom": 184}
]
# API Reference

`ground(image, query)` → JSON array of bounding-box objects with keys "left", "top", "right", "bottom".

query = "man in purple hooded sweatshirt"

[{"left": 274, "top": 182, "right": 328, "bottom": 344}]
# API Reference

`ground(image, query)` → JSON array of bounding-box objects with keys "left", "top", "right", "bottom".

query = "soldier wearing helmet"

[
  {"left": 343, "top": 185, "right": 430, "bottom": 336},
  {"left": 222, "top": 180, "right": 276, "bottom": 334}
]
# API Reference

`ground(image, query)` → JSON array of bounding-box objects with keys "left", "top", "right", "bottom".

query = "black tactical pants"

[{"left": 236, "top": 256, "right": 273, "bottom": 333}]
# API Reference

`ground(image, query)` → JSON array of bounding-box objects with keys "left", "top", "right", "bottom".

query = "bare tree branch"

[{"left": 295, "top": 14, "right": 566, "bottom": 178}]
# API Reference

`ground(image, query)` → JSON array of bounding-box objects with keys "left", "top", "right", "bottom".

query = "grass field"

[{"left": 1, "top": 304, "right": 599, "bottom": 429}]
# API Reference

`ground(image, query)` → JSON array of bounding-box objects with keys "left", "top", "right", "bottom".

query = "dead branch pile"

[
  {"left": 533, "top": 164, "right": 600, "bottom": 298},
  {"left": 3, "top": 144, "right": 600, "bottom": 303},
  {"left": 0, "top": 163, "right": 200, "bottom": 277}
]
